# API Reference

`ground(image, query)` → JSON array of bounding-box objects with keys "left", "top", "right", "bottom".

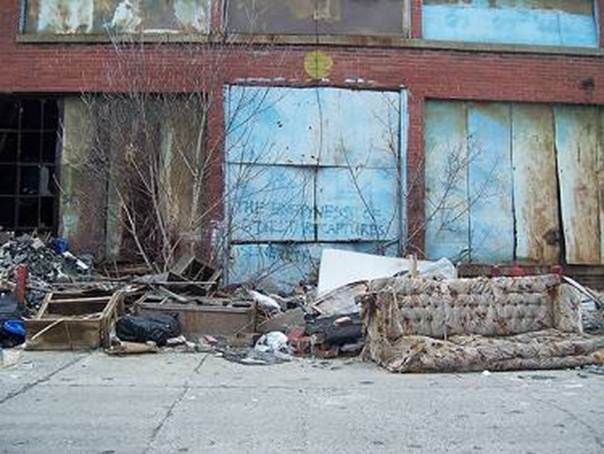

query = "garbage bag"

[
  {"left": 116, "top": 314, "right": 181, "bottom": 347},
  {"left": 0, "top": 291, "right": 25, "bottom": 348}
]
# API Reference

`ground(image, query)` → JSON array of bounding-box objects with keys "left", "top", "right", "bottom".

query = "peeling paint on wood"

[
  {"left": 511, "top": 104, "right": 560, "bottom": 264},
  {"left": 426, "top": 100, "right": 603, "bottom": 265},
  {"left": 554, "top": 105, "right": 601, "bottom": 264},
  {"left": 25, "top": 0, "right": 211, "bottom": 34},
  {"left": 224, "top": 85, "right": 404, "bottom": 289},
  {"left": 467, "top": 102, "right": 514, "bottom": 262},
  {"left": 424, "top": 101, "right": 470, "bottom": 261},
  {"left": 423, "top": 0, "right": 598, "bottom": 47}
]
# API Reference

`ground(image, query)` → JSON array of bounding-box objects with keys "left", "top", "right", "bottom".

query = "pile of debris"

[
  {"left": 1, "top": 237, "right": 603, "bottom": 376},
  {"left": 0, "top": 234, "right": 92, "bottom": 311}
]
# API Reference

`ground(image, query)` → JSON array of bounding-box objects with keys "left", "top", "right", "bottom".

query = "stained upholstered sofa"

[{"left": 360, "top": 274, "right": 604, "bottom": 372}]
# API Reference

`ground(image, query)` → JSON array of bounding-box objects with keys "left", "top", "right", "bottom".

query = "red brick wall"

[{"left": 2, "top": 1, "right": 603, "bottom": 255}]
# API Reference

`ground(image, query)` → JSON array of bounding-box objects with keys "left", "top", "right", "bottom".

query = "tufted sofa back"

[{"left": 360, "top": 274, "right": 580, "bottom": 339}]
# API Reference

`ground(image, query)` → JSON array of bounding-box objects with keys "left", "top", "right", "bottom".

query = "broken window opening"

[{"left": 0, "top": 96, "right": 60, "bottom": 234}]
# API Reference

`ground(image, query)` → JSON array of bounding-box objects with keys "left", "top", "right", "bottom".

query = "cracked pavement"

[{"left": 1, "top": 351, "right": 603, "bottom": 454}]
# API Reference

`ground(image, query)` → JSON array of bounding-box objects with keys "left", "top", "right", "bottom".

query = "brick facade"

[{"left": 1, "top": 0, "right": 603, "bottom": 255}]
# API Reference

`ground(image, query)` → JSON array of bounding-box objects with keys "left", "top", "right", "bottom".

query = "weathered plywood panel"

[
  {"left": 424, "top": 101, "right": 470, "bottom": 261},
  {"left": 60, "top": 98, "right": 108, "bottom": 257},
  {"left": 512, "top": 104, "right": 560, "bottom": 264},
  {"left": 228, "top": 242, "right": 399, "bottom": 292},
  {"left": 554, "top": 106, "right": 601, "bottom": 264},
  {"left": 226, "top": 163, "right": 315, "bottom": 242},
  {"left": 224, "top": 85, "right": 405, "bottom": 291},
  {"left": 25, "top": 0, "right": 211, "bottom": 34},
  {"left": 600, "top": 110, "right": 604, "bottom": 262},
  {"left": 225, "top": 86, "right": 318, "bottom": 166},
  {"left": 316, "top": 167, "right": 399, "bottom": 241},
  {"left": 226, "top": 86, "right": 400, "bottom": 169},
  {"left": 227, "top": 0, "right": 406, "bottom": 35},
  {"left": 467, "top": 103, "right": 515, "bottom": 262},
  {"left": 423, "top": 0, "right": 598, "bottom": 48},
  {"left": 318, "top": 89, "right": 400, "bottom": 169}
]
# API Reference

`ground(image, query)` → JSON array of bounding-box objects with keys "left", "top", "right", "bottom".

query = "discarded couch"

[{"left": 360, "top": 274, "right": 604, "bottom": 373}]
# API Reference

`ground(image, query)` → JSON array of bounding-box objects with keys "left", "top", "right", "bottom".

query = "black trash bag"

[
  {"left": 116, "top": 314, "right": 181, "bottom": 347},
  {"left": 305, "top": 313, "right": 362, "bottom": 346},
  {"left": 0, "top": 290, "right": 26, "bottom": 348}
]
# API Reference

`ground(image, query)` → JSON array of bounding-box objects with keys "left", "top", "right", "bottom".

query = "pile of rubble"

[{"left": 0, "top": 234, "right": 93, "bottom": 311}]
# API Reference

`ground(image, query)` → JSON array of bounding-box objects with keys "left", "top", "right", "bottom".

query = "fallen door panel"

[
  {"left": 512, "top": 104, "right": 560, "bottom": 264},
  {"left": 467, "top": 102, "right": 515, "bottom": 262},
  {"left": 554, "top": 106, "right": 601, "bottom": 264}
]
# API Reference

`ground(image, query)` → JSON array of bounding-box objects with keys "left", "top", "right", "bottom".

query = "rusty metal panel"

[
  {"left": 226, "top": 0, "right": 406, "bottom": 35},
  {"left": 423, "top": 0, "right": 598, "bottom": 47},
  {"left": 424, "top": 101, "right": 470, "bottom": 261},
  {"left": 467, "top": 102, "right": 515, "bottom": 262},
  {"left": 511, "top": 104, "right": 560, "bottom": 264},
  {"left": 554, "top": 105, "right": 601, "bottom": 264},
  {"left": 316, "top": 167, "right": 399, "bottom": 241},
  {"left": 24, "top": 0, "right": 211, "bottom": 34}
]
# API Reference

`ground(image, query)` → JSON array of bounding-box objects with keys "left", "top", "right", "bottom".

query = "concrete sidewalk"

[{"left": 1, "top": 351, "right": 602, "bottom": 454}]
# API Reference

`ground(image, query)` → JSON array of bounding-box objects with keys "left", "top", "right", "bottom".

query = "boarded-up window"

[
  {"left": 224, "top": 86, "right": 405, "bottom": 291},
  {"left": 23, "top": 0, "right": 211, "bottom": 34},
  {"left": 425, "top": 101, "right": 604, "bottom": 266},
  {"left": 423, "top": 0, "right": 598, "bottom": 47},
  {"left": 226, "top": 0, "right": 408, "bottom": 36}
]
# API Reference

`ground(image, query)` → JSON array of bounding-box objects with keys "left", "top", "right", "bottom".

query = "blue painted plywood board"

[
  {"left": 316, "top": 167, "right": 399, "bottom": 241},
  {"left": 424, "top": 101, "right": 470, "bottom": 261},
  {"left": 226, "top": 163, "right": 315, "bottom": 242},
  {"left": 467, "top": 102, "right": 515, "bottom": 262}
]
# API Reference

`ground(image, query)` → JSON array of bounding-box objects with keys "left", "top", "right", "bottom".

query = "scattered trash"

[
  {"left": 106, "top": 340, "right": 159, "bottom": 355},
  {"left": 0, "top": 234, "right": 93, "bottom": 310},
  {"left": 248, "top": 290, "right": 282, "bottom": 315},
  {"left": 1, "top": 345, "right": 23, "bottom": 368}
]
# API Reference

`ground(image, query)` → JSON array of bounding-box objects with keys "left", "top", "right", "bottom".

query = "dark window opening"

[
  {"left": 226, "top": 0, "right": 408, "bottom": 36},
  {"left": 0, "top": 96, "right": 60, "bottom": 234}
]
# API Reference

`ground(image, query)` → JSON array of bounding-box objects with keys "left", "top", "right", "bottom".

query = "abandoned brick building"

[{"left": 0, "top": 0, "right": 603, "bottom": 291}]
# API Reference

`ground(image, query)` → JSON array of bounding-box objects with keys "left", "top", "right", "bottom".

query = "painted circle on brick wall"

[{"left": 304, "top": 51, "right": 333, "bottom": 80}]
